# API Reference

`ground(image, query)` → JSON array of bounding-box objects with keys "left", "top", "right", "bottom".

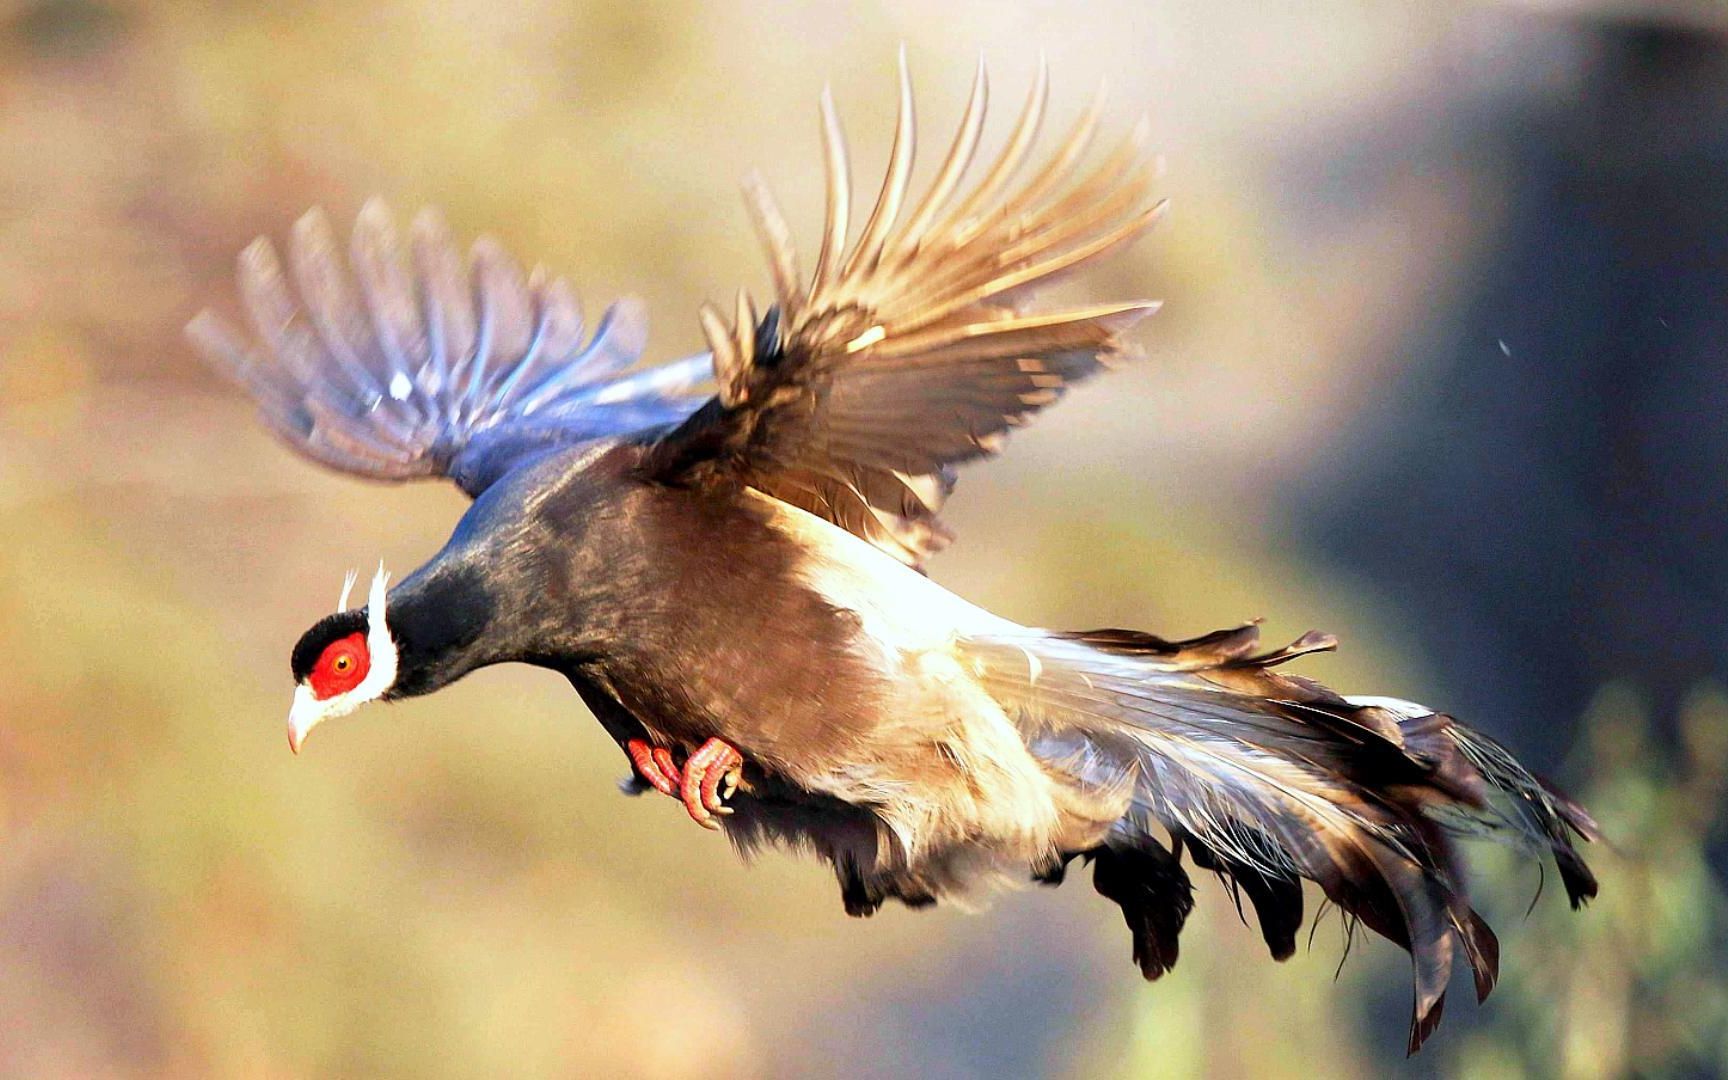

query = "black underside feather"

[
  {"left": 1090, "top": 840, "right": 1195, "bottom": 981},
  {"left": 1176, "top": 833, "right": 1306, "bottom": 962}
]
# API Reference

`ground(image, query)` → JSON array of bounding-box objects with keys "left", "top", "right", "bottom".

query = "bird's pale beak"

[{"left": 287, "top": 684, "right": 321, "bottom": 755}]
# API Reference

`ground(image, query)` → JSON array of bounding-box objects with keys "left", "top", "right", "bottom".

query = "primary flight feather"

[{"left": 190, "top": 57, "right": 1595, "bottom": 1053}]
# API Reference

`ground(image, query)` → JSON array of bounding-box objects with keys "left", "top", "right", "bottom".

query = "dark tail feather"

[
  {"left": 1444, "top": 723, "right": 1601, "bottom": 907},
  {"left": 975, "top": 621, "right": 1597, "bottom": 1053}
]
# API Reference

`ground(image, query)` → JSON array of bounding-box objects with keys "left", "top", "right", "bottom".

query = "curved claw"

[
  {"left": 651, "top": 747, "right": 681, "bottom": 785},
  {"left": 680, "top": 738, "right": 745, "bottom": 830},
  {"left": 625, "top": 738, "right": 681, "bottom": 797}
]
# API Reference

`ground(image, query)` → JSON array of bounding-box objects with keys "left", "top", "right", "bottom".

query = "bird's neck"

[{"left": 382, "top": 557, "right": 505, "bottom": 699}]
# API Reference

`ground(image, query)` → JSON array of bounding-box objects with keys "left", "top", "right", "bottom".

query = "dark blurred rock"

[
  {"left": 1294, "top": 15, "right": 1728, "bottom": 768},
  {"left": 9, "top": 0, "right": 128, "bottom": 61}
]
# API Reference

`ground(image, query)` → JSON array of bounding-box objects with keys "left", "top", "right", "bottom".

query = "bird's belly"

[
  {"left": 598, "top": 485, "right": 1112, "bottom": 879},
  {"left": 735, "top": 491, "right": 1119, "bottom": 866}
]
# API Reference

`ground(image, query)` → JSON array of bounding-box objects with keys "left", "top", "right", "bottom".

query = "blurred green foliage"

[{"left": 1072, "top": 686, "right": 1728, "bottom": 1080}]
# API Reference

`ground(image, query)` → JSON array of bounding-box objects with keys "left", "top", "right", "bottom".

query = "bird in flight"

[{"left": 190, "top": 57, "right": 1596, "bottom": 1053}]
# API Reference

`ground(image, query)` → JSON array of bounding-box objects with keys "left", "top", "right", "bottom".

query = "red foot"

[
  {"left": 624, "top": 737, "right": 745, "bottom": 830},
  {"left": 680, "top": 738, "right": 745, "bottom": 831},
  {"left": 625, "top": 738, "right": 681, "bottom": 796}
]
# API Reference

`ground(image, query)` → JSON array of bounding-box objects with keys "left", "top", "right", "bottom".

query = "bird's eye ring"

[{"left": 333, "top": 654, "right": 353, "bottom": 673}]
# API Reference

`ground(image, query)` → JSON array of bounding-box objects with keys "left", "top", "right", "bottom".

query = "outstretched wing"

[
  {"left": 189, "top": 200, "right": 711, "bottom": 498},
  {"left": 642, "top": 56, "right": 1165, "bottom": 567}
]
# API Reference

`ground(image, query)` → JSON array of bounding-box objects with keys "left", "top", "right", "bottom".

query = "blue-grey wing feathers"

[{"left": 188, "top": 199, "right": 711, "bottom": 496}]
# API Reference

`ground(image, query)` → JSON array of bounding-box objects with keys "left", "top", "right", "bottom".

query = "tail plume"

[{"left": 969, "top": 622, "right": 1597, "bottom": 1053}]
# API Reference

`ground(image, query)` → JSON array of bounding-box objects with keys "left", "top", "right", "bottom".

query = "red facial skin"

[{"left": 308, "top": 632, "right": 370, "bottom": 699}]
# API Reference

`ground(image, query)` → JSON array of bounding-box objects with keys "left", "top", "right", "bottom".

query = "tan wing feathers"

[
  {"left": 810, "top": 86, "right": 853, "bottom": 300},
  {"left": 699, "top": 57, "right": 1160, "bottom": 399},
  {"left": 843, "top": 52, "right": 917, "bottom": 279},
  {"left": 678, "top": 57, "right": 1163, "bottom": 568}
]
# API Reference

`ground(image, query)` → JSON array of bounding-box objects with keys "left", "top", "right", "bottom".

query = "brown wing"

[{"left": 642, "top": 55, "right": 1166, "bottom": 567}]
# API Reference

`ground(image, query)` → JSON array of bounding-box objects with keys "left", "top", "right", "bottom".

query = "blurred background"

[{"left": 2, "top": 0, "right": 1725, "bottom": 1076}]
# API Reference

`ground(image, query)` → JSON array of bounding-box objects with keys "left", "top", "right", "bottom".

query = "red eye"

[{"left": 308, "top": 632, "right": 370, "bottom": 699}]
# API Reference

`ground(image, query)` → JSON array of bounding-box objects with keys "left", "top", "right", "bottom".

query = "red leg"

[
  {"left": 679, "top": 738, "right": 745, "bottom": 830},
  {"left": 626, "top": 738, "right": 681, "bottom": 796}
]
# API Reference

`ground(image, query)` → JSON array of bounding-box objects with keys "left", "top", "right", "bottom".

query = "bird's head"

[{"left": 286, "top": 566, "right": 400, "bottom": 753}]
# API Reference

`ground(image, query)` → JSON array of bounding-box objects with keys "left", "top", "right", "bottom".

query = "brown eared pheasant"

[{"left": 190, "top": 56, "right": 1597, "bottom": 1053}]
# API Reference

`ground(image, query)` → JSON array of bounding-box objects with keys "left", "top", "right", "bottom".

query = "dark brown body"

[
  {"left": 472, "top": 444, "right": 885, "bottom": 762},
  {"left": 392, "top": 442, "right": 1129, "bottom": 909}
]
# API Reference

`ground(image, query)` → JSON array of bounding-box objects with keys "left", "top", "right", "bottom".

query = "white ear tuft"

[
  {"left": 338, "top": 568, "right": 359, "bottom": 612},
  {"left": 368, "top": 561, "right": 391, "bottom": 612},
  {"left": 362, "top": 560, "right": 399, "bottom": 697}
]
